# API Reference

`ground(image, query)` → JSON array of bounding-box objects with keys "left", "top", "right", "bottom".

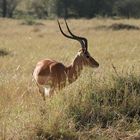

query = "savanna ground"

[{"left": 0, "top": 18, "right": 140, "bottom": 140}]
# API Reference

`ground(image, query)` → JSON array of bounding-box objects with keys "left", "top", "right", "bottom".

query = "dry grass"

[{"left": 0, "top": 18, "right": 140, "bottom": 140}]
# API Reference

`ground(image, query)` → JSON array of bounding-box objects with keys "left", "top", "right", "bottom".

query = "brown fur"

[{"left": 33, "top": 50, "right": 99, "bottom": 100}]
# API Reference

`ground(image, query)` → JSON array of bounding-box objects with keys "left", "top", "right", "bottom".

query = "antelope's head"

[{"left": 57, "top": 19, "right": 99, "bottom": 68}]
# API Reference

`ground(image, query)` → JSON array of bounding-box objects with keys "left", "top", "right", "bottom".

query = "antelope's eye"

[{"left": 86, "top": 55, "right": 90, "bottom": 58}]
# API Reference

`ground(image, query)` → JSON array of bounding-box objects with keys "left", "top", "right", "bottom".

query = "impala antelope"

[{"left": 33, "top": 20, "right": 99, "bottom": 100}]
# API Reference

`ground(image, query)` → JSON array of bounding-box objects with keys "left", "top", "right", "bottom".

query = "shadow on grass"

[
  {"left": 35, "top": 128, "right": 77, "bottom": 140},
  {"left": 0, "top": 49, "right": 10, "bottom": 57}
]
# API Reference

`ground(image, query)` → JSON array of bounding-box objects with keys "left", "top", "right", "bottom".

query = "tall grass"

[{"left": 0, "top": 18, "right": 140, "bottom": 139}]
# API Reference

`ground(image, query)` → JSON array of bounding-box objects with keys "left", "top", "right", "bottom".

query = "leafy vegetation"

[{"left": 0, "top": 0, "right": 140, "bottom": 18}]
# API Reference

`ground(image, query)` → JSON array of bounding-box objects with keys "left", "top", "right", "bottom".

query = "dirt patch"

[{"left": 95, "top": 23, "right": 140, "bottom": 31}]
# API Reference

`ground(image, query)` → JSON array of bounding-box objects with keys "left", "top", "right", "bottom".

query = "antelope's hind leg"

[{"left": 37, "top": 85, "right": 46, "bottom": 101}]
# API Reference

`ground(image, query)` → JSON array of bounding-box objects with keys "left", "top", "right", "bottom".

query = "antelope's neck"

[{"left": 66, "top": 56, "right": 84, "bottom": 83}]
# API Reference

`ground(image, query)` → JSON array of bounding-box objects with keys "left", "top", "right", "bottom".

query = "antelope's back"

[{"left": 33, "top": 59, "right": 66, "bottom": 86}]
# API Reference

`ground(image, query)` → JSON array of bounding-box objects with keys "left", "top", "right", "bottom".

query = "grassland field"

[{"left": 0, "top": 18, "right": 140, "bottom": 140}]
